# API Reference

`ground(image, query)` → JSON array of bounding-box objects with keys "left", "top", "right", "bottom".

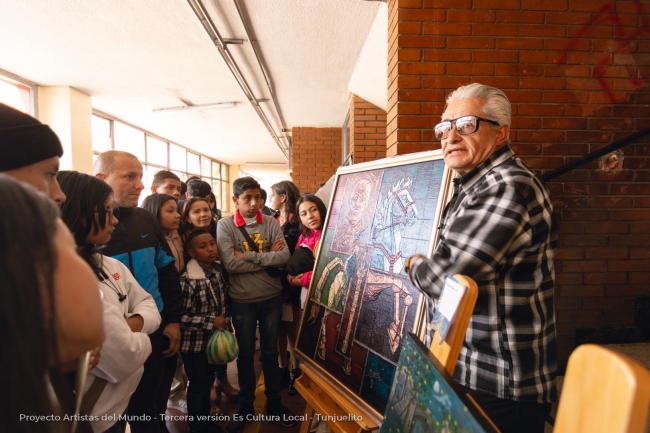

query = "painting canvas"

[
  {"left": 295, "top": 150, "right": 453, "bottom": 421},
  {"left": 381, "top": 334, "right": 498, "bottom": 433}
]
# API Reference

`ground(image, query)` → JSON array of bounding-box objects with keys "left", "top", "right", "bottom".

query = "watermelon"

[{"left": 205, "top": 329, "right": 239, "bottom": 364}]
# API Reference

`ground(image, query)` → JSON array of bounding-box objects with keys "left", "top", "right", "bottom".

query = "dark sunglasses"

[{"left": 434, "top": 115, "right": 500, "bottom": 140}]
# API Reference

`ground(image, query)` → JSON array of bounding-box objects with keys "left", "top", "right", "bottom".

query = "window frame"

[
  {"left": 0, "top": 68, "right": 39, "bottom": 116},
  {"left": 91, "top": 110, "right": 230, "bottom": 212}
]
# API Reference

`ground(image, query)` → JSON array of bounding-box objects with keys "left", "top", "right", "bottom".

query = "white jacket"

[{"left": 83, "top": 255, "right": 161, "bottom": 432}]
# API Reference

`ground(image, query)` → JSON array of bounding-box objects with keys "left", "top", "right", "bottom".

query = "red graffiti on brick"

[{"left": 558, "top": 1, "right": 650, "bottom": 103}]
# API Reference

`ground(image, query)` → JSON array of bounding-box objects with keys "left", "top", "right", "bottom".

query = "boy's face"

[
  {"left": 187, "top": 233, "right": 218, "bottom": 265},
  {"left": 152, "top": 178, "right": 182, "bottom": 201},
  {"left": 233, "top": 188, "right": 262, "bottom": 218}
]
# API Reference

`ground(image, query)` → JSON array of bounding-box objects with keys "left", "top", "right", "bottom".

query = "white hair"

[{"left": 446, "top": 83, "right": 511, "bottom": 143}]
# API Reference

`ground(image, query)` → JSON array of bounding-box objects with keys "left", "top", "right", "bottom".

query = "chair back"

[{"left": 554, "top": 344, "right": 650, "bottom": 433}]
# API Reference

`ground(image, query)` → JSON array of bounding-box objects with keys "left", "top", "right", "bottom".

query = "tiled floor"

[{"left": 164, "top": 352, "right": 307, "bottom": 433}]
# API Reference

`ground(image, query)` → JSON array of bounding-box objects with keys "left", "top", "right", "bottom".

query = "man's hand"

[
  {"left": 162, "top": 323, "right": 181, "bottom": 357},
  {"left": 214, "top": 316, "right": 229, "bottom": 331},
  {"left": 126, "top": 314, "right": 144, "bottom": 333},
  {"left": 234, "top": 250, "right": 244, "bottom": 259},
  {"left": 88, "top": 345, "right": 102, "bottom": 370},
  {"left": 270, "top": 239, "right": 285, "bottom": 252},
  {"left": 405, "top": 254, "right": 425, "bottom": 281}
]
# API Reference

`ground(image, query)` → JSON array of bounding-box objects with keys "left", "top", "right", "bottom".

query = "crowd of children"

[{"left": 1, "top": 103, "right": 330, "bottom": 433}]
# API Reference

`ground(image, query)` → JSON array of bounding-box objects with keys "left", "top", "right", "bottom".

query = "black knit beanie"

[{"left": 0, "top": 103, "right": 64, "bottom": 171}]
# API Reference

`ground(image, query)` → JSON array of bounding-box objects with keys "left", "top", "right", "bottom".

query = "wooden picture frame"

[
  {"left": 295, "top": 150, "right": 453, "bottom": 423},
  {"left": 381, "top": 334, "right": 499, "bottom": 433}
]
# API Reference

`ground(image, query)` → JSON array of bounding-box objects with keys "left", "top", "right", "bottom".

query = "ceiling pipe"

[
  {"left": 186, "top": 0, "right": 289, "bottom": 160},
  {"left": 231, "top": 0, "right": 289, "bottom": 147}
]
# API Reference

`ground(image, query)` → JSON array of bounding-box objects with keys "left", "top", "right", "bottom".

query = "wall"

[
  {"left": 388, "top": 0, "right": 650, "bottom": 361},
  {"left": 291, "top": 127, "right": 342, "bottom": 193},
  {"left": 38, "top": 86, "right": 94, "bottom": 173},
  {"left": 349, "top": 94, "right": 388, "bottom": 164}
]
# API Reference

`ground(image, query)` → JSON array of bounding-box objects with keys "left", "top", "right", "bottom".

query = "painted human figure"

[{"left": 331, "top": 178, "right": 372, "bottom": 253}]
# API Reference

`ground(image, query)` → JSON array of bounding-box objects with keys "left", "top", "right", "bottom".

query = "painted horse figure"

[{"left": 371, "top": 177, "right": 418, "bottom": 275}]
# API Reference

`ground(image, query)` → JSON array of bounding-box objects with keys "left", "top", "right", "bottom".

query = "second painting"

[{"left": 295, "top": 150, "right": 452, "bottom": 421}]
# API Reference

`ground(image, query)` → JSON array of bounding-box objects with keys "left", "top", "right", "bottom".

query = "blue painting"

[
  {"left": 381, "top": 334, "right": 497, "bottom": 433},
  {"left": 296, "top": 153, "right": 451, "bottom": 419}
]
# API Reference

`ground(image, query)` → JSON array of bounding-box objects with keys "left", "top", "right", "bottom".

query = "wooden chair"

[
  {"left": 429, "top": 274, "right": 478, "bottom": 375},
  {"left": 554, "top": 344, "right": 650, "bottom": 433}
]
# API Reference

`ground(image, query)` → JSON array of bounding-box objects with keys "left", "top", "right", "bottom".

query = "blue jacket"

[{"left": 102, "top": 206, "right": 183, "bottom": 323}]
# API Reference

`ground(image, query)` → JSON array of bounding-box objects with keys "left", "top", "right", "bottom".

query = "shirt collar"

[
  {"left": 202, "top": 263, "right": 215, "bottom": 277},
  {"left": 234, "top": 209, "right": 264, "bottom": 227},
  {"left": 456, "top": 144, "right": 514, "bottom": 190}
]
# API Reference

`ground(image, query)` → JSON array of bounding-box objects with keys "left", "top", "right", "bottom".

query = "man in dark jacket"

[{"left": 95, "top": 150, "right": 183, "bottom": 433}]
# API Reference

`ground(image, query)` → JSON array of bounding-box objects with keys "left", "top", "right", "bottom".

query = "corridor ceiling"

[{"left": 0, "top": 0, "right": 384, "bottom": 180}]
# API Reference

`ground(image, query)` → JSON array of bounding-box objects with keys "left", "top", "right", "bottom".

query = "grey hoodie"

[{"left": 217, "top": 212, "right": 290, "bottom": 303}]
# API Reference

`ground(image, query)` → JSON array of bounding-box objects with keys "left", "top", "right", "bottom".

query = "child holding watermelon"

[{"left": 180, "top": 229, "right": 231, "bottom": 433}]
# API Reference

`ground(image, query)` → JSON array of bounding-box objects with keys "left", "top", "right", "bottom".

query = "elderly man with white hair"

[{"left": 406, "top": 83, "right": 558, "bottom": 433}]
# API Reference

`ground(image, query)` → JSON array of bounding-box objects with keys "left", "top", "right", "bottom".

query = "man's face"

[
  {"left": 98, "top": 156, "right": 144, "bottom": 208},
  {"left": 441, "top": 98, "right": 509, "bottom": 176},
  {"left": 152, "top": 178, "right": 182, "bottom": 200},
  {"left": 3, "top": 156, "right": 66, "bottom": 203},
  {"left": 233, "top": 188, "right": 262, "bottom": 218}
]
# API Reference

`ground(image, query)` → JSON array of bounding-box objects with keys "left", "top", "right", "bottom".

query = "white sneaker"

[
  {"left": 309, "top": 416, "right": 321, "bottom": 432},
  {"left": 315, "top": 421, "right": 330, "bottom": 433},
  {"left": 167, "top": 394, "right": 188, "bottom": 414}
]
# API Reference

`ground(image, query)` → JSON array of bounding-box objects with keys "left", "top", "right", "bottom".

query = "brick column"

[
  {"left": 388, "top": 0, "right": 650, "bottom": 361},
  {"left": 350, "top": 94, "right": 387, "bottom": 164},
  {"left": 291, "top": 127, "right": 342, "bottom": 193}
]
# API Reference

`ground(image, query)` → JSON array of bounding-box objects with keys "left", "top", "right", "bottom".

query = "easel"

[
  {"left": 294, "top": 364, "right": 379, "bottom": 433},
  {"left": 294, "top": 274, "right": 480, "bottom": 433}
]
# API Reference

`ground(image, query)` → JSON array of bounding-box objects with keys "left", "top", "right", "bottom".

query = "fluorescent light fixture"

[
  {"left": 153, "top": 102, "right": 236, "bottom": 113},
  {"left": 245, "top": 162, "right": 286, "bottom": 166}
]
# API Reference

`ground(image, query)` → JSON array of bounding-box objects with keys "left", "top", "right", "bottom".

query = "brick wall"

[
  {"left": 388, "top": 0, "right": 650, "bottom": 360},
  {"left": 349, "top": 94, "right": 388, "bottom": 164},
  {"left": 291, "top": 127, "right": 342, "bottom": 193}
]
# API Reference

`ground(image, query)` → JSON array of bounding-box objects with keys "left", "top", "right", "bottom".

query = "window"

[
  {"left": 0, "top": 69, "right": 37, "bottom": 115},
  {"left": 146, "top": 136, "right": 167, "bottom": 167},
  {"left": 91, "top": 115, "right": 112, "bottom": 153},
  {"left": 188, "top": 152, "right": 201, "bottom": 176},
  {"left": 90, "top": 112, "right": 230, "bottom": 211}
]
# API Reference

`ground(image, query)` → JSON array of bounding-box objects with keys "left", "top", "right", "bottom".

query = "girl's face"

[
  {"left": 85, "top": 199, "right": 118, "bottom": 245},
  {"left": 207, "top": 196, "right": 216, "bottom": 210},
  {"left": 160, "top": 199, "right": 181, "bottom": 232},
  {"left": 299, "top": 200, "right": 321, "bottom": 231},
  {"left": 269, "top": 188, "right": 285, "bottom": 212},
  {"left": 187, "top": 200, "right": 212, "bottom": 230}
]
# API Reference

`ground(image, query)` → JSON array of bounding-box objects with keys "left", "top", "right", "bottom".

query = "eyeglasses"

[
  {"left": 95, "top": 208, "right": 116, "bottom": 218},
  {"left": 434, "top": 115, "right": 500, "bottom": 140}
]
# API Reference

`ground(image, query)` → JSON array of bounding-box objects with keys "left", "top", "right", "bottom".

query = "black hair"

[
  {"left": 187, "top": 179, "right": 212, "bottom": 198},
  {"left": 186, "top": 229, "right": 212, "bottom": 249},
  {"left": 181, "top": 196, "right": 211, "bottom": 233},
  {"left": 271, "top": 180, "right": 301, "bottom": 218},
  {"left": 0, "top": 175, "right": 67, "bottom": 433},
  {"left": 57, "top": 170, "right": 113, "bottom": 276},
  {"left": 180, "top": 181, "right": 187, "bottom": 196},
  {"left": 141, "top": 193, "right": 176, "bottom": 221},
  {"left": 260, "top": 188, "right": 267, "bottom": 201},
  {"left": 233, "top": 176, "right": 261, "bottom": 197},
  {"left": 152, "top": 169, "right": 180, "bottom": 187},
  {"left": 296, "top": 194, "right": 327, "bottom": 236}
]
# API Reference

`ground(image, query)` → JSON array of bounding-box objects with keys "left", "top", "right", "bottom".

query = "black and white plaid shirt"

[
  {"left": 180, "top": 259, "right": 229, "bottom": 353},
  {"left": 410, "top": 144, "right": 558, "bottom": 403}
]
